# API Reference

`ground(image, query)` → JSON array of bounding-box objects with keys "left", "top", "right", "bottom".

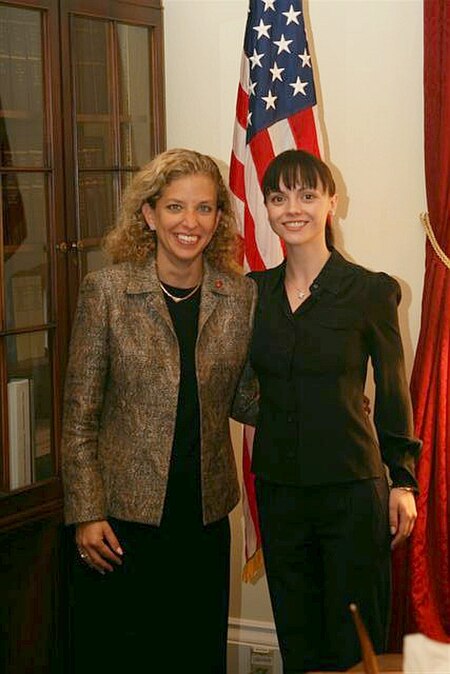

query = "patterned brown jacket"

[{"left": 61, "top": 256, "right": 258, "bottom": 526}]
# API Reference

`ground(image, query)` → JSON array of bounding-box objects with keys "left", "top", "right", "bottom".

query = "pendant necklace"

[
  {"left": 159, "top": 281, "right": 201, "bottom": 303},
  {"left": 286, "top": 280, "right": 309, "bottom": 300}
]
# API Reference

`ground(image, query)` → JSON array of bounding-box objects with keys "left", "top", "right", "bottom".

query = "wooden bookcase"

[{"left": 0, "top": 1, "right": 165, "bottom": 670}]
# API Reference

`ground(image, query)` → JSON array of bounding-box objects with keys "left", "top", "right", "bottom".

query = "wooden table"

[
  {"left": 349, "top": 653, "right": 403, "bottom": 672},
  {"left": 308, "top": 652, "right": 404, "bottom": 673}
]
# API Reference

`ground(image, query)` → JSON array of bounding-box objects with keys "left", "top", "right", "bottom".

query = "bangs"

[
  {"left": 262, "top": 150, "right": 336, "bottom": 199},
  {"left": 277, "top": 163, "right": 321, "bottom": 192}
]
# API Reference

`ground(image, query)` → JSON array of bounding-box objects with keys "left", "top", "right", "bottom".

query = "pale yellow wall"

[{"left": 163, "top": 0, "right": 426, "bottom": 627}]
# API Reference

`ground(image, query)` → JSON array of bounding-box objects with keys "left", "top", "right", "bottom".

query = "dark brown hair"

[{"left": 262, "top": 149, "right": 336, "bottom": 249}]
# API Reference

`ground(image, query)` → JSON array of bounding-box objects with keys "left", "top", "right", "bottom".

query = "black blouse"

[
  {"left": 248, "top": 249, "right": 421, "bottom": 488},
  {"left": 161, "top": 284, "right": 202, "bottom": 528}
]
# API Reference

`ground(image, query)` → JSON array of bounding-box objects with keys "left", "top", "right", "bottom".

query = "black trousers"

[
  {"left": 68, "top": 514, "right": 230, "bottom": 674},
  {"left": 256, "top": 477, "right": 391, "bottom": 674}
]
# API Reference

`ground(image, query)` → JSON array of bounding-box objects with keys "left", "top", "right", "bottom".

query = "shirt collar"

[
  {"left": 274, "top": 248, "right": 355, "bottom": 296},
  {"left": 311, "top": 248, "right": 355, "bottom": 295}
]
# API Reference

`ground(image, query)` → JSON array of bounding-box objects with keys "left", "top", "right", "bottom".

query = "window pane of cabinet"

[
  {"left": 76, "top": 170, "right": 115, "bottom": 277},
  {"left": 118, "top": 23, "right": 152, "bottom": 168},
  {"left": 77, "top": 122, "right": 109, "bottom": 169},
  {"left": 70, "top": 14, "right": 162, "bottom": 283},
  {"left": 5, "top": 332, "right": 54, "bottom": 490},
  {"left": 0, "top": 6, "right": 44, "bottom": 167},
  {"left": 73, "top": 17, "right": 113, "bottom": 168},
  {"left": 73, "top": 17, "right": 109, "bottom": 116},
  {"left": 3, "top": 173, "right": 49, "bottom": 332},
  {"left": 78, "top": 171, "right": 115, "bottom": 240}
]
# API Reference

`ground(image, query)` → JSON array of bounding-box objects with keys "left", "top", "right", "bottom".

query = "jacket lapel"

[
  {"left": 198, "top": 262, "right": 231, "bottom": 337},
  {"left": 125, "top": 257, "right": 175, "bottom": 334},
  {"left": 124, "top": 256, "right": 233, "bottom": 338}
]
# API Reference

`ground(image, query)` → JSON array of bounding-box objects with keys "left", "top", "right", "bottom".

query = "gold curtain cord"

[{"left": 420, "top": 212, "right": 450, "bottom": 269}]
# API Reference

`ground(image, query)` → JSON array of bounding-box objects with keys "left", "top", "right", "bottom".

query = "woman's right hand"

[{"left": 75, "top": 520, "right": 123, "bottom": 574}]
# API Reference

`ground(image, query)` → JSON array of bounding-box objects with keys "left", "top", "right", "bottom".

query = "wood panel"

[{"left": 0, "top": 511, "right": 68, "bottom": 674}]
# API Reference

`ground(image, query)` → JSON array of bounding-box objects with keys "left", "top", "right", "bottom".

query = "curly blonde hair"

[{"left": 104, "top": 148, "right": 241, "bottom": 273}]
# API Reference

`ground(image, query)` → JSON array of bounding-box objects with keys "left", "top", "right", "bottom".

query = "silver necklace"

[
  {"left": 159, "top": 281, "right": 201, "bottom": 303},
  {"left": 286, "top": 279, "right": 309, "bottom": 300}
]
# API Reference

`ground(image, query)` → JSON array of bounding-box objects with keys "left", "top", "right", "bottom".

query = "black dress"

[{"left": 69, "top": 283, "right": 230, "bottom": 674}]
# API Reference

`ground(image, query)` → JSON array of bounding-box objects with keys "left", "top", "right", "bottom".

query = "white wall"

[{"left": 163, "top": 0, "right": 426, "bottom": 631}]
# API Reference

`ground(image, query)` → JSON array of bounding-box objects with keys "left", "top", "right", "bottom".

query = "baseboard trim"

[{"left": 228, "top": 617, "right": 279, "bottom": 648}]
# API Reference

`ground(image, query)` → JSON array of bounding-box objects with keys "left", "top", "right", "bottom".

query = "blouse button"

[{"left": 215, "top": 280, "right": 223, "bottom": 289}]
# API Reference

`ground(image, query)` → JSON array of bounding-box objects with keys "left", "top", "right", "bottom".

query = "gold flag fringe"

[
  {"left": 242, "top": 547, "right": 265, "bottom": 584},
  {"left": 420, "top": 212, "right": 450, "bottom": 269}
]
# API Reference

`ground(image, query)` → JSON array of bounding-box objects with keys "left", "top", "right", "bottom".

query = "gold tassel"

[
  {"left": 420, "top": 212, "right": 450, "bottom": 269},
  {"left": 242, "top": 547, "right": 265, "bottom": 584}
]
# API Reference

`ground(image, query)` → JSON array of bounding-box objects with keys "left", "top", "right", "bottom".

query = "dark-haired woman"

[{"left": 247, "top": 150, "right": 421, "bottom": 673}]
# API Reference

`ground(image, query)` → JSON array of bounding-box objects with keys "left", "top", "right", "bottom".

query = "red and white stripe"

[{"left": 230, "top": 50, "right": 323, "bottom": 273}]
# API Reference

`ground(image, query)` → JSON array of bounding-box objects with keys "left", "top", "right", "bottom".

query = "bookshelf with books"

[{"left": 0, "top": 1, "right": 165, "bottom": 671}]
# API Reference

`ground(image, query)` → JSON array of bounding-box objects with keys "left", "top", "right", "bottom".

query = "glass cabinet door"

[
  {"left": 0, "top": 5, "right": 57, "bottom": 493},
  {"left": 0, "top": 2, "right": 163, "bottom": 668},
  {"left": 0, "top": 1, "right": 165, "bottom": 492},
  {"left": 70, "top": 15, "right": 159, "bottom": 278}
]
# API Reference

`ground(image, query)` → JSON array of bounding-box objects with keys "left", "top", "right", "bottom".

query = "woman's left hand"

[{"left": 389, "top": 488, "right": 417, "bottom": 550}]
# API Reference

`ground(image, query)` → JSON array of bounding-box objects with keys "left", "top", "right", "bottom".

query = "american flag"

[{"left": 229, "top": 0, "right": 323, "bottom": 582}]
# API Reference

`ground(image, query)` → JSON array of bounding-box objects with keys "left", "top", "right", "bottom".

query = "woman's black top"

[
  {"left": 248, "top": 249, "right": 421, "bottom": 489},
  {"left": 161, "top": 283, "right": 202, "bottom": 527}
]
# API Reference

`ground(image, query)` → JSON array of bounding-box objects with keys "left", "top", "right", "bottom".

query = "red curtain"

[{"left": 389, "top": 0, "right": 450, "bottom": 648}]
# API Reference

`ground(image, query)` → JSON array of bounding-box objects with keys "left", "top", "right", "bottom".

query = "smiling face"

[
  {"left": 262, "top": 149, "right": 338, "bottom": 252},
  {"left": 141, "top": 173, "right": 221, "bottom": 278},
  {"left": 265, "top": 178, "right": 337, "bottom": 251}
]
